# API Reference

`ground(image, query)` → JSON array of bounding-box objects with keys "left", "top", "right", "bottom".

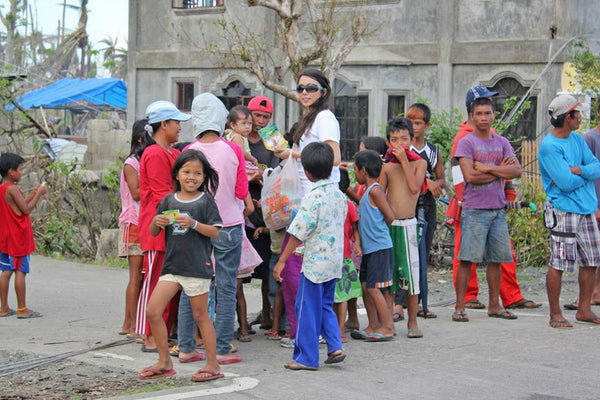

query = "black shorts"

[{"left": 360, "top": 248, "right": 393, "bottom": 289}]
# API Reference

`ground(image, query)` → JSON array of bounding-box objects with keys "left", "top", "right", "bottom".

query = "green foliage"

[
  {"left": 492, "top": 96, "right": 531, "bottom": 138},
  {"left": 33, "top": 160, "right": 121, "bottom": 260},
  {"left": 570, "top": 41, "right": 600, "bottom": 94},
  {"left": 412, "top": 94, "right": 462, "bottom": 164},
  {"left": 506, "top": 183, "right": 549, "bottom": 268}
]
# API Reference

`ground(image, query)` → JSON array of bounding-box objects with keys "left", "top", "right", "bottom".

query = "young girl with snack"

[
  {"left": 136, "top": 101, "right": 190, "bottom": 350},
  {"left": 138, "top": 149, "right": 224, "bottom": 382}
]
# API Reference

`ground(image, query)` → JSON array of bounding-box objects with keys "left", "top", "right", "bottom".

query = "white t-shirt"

[{"left": 296, "top": 109, "right": 341, "bottom": 193}]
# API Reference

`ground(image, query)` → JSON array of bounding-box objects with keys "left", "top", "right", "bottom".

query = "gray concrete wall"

[
  {"left": 84, "top": 119, "right": 129, "bottom": 171},
  {"left": 129, "top": 0, "right": 599, "bottom": 152}
]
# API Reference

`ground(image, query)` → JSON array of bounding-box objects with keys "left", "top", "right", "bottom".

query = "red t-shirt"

[
  {"left": 343, "top": 201, "right": 359, "bottom": 258},
  {"left": 138, "top": 145, "right": 180, "bottom": 252},
  {"left": 0, "top": 182, "right": 35, "bottom": 256}
]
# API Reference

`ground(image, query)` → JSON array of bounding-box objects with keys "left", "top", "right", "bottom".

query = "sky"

[{"left": 0, "top": 0, "right": 129, "bottom": 76}]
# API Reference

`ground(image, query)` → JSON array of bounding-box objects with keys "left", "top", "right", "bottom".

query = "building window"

[
  {"left": 387, "top": 95, "right": 406, "bottom": 120},
  {"left": 172, "top": 0, "right": 224, "bottom": 9},
  {"left": 488, "top": 77, "right": 537, "bottom": 154},
  {"left": 334, "top": 79, "right": 368, "bottom": 161},
  {"left": 218, "top": 80, "right": 252, "bottom": 110},
  {"left": 176, "top": 82, "right": 194, "bottom": 111}
]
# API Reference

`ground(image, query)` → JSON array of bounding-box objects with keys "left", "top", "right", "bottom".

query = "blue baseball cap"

[
  {"left": 465, "top": 86, "right": 499, "bottom": 110},
  {"left": 145, "top": 101, "right": 191, "bottom": 124}
]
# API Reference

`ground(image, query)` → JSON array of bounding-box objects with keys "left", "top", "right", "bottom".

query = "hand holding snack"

[
  {"left": 175, "top": 214, "right": 195, "bottom": 229},
  {"left": 153, "top": 214, "right": 170, "bottom": 229}
]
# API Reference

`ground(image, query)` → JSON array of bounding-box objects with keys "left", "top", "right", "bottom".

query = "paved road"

[{"left": 1, "top": 256, "right": 597, "bottom": 400}]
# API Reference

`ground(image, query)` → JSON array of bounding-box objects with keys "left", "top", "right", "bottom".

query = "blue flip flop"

[
  {"left": 364, "top": 333, "right": 394, "bottom": 342},
  {"left": 0, "top": 308, "right": 16, "bottom": 317},
  {"left": 350, "top": 329, "right": 368, "bottom": 340}
]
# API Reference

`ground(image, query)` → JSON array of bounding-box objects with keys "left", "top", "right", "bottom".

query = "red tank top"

[{"left": 0, "top": 182, "right": 35, "bottom": 256}]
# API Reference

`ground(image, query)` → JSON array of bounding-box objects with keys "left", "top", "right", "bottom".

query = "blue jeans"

[
  {"left": 177, "top": 291, "right": 195, "bottom": 353},
  {"left": 458, "top": 209, "right": 512, "bottom": 263},
  {"left": 212, "top": 224, "right": 243, "bottom": 355}
]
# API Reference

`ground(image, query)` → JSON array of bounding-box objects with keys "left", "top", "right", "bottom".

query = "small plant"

[
  {"left": 32, "top": 159, "right": 121, "bottom": 260},
  {"left": 506, "top": 183, "right": 549, "bottom": 268}
]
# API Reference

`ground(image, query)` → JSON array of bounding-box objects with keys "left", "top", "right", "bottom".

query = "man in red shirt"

[{"left": 448, "top": 86, "right": 540, "bottom": 311}]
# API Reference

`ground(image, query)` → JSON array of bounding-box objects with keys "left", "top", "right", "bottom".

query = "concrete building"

[{"left": 128, "top": 0, "right": 600, "bottom": 160}]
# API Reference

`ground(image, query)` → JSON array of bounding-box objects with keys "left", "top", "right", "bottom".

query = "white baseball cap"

[
  {"left": 145, "top": 101, "right": 191, "bottom": 124},
  {"left": 548, "top": 94, "right": 587, "bottom": 119}
]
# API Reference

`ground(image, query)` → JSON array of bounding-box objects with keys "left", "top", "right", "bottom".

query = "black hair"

[
  {"left": 227, "top": 105, "right": 251, "bottom": 126},
  {"left": 360, "top": 135, "right": 387, "bottom": 157},
  {"left": 338, "top": 167, "right": 350, "bottom": 193},
  {"left": 0, "top": 152, "right": 24, "bottom": 178},
  {"left": 171, "top": 142, "right": 191, "bottom": 151},
  {"left": 354, "top": 150, "right": 382, "bottom": 179},
  {"left": 386, "top": 117, "right": 414, "bottom": 139},
  {"left": 131, "top": 118, "right": 153, "bottom": 160},
  {"left": 469, "top": 97, "right": 494, "bottom": 114},
  {"left": 406, "top": 103, "right": 431, "bottom": 123},
  {"left": 293, "top": 69, "right": 332, "bottom": 144},
  {"left": 549, "top": 109, "right": 577, "bottom": 128},
  {"left": 171, "top": 149, "right": 219, "bottom": 196},
  {"left": 149, "top": 119, "right": 175, "bottom": 138},
  {"left": 284, "top": 122, "right": 299, "bottom": 146},
  {"left": 301, "top": 142, "right": 333, "bottom": 181}
]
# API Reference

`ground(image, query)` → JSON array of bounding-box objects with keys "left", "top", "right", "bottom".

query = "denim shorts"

[{"left": 458, "top": 208, "right": 513, "bottom": 264}]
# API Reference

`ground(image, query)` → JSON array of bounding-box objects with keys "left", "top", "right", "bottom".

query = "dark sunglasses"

[{"left": 296, "top": 84, "right": 324, "bottom": 94}]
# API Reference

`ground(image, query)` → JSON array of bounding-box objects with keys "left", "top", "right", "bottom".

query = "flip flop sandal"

[
  {"left": 179, "top": 352, "right": 205, "bottom": 363},
  {"left": 464, "top": 300, "right": 486, "bottom": 309},
  {"left": 324, "top": 351, "right": 346, "bottom": 364},
  {"left": 488, "top": 310, "right": 518, "bottom": 320},
  {"left": 350, "top": 329, "right": 368, "bottom": 340},
  {"left": 284, "top": 361, "right": 318, "bottom": 371},
  {"left": 217, "top": 354, "right": 242, "bottom": 365},
  {"left": 137, "top": 367, "right": 176, "bottom": 380},
  {"left": 0, "top": 309, "right": 16, "bottom": 317},
  {"left": 191, "top": 369, "right": 224, "bottom": 382},
  {"left": 17, "top": 310, "right": 41, "bottom": 319},
  {"left": 452, "top": 311, "right": 469, "bottom": 322},
  {"left": 506, "top": 299, "right": 542, "bottom": 309}
]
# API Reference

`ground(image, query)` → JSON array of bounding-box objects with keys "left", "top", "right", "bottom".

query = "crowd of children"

[{"left": 3, "top": 80, "right": 561, "bottom": 382}]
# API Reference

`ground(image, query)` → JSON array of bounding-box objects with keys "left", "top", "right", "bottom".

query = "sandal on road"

[
  {"left": 191, "top": 369, "right": 224, "bottom": 382},
  {"left": 549, "top": 319, "right": 573, "bottom": 329},
  {"left": 506, "top": 299, "right": 541, "bottom": 309},
  {"left": 284, "top": 361, "right": 318, "bottom": 371},
  {"left": 17, "top": 310, "right": 41, "bottom": 319},
  {"left": 137, "top": 366, "right": 176, "bottom": 380},
  {"left": 488, "top": 310, "right": 517, "bottom": 320},
  {"left": 452, "top": 311, "right": 469, "bottom": 322},
  {"left": 417, "top": 310, "right": 437, "bottom": 319},
  {"left": 464, "top": 300, "right": 486, "bottom": 309}
]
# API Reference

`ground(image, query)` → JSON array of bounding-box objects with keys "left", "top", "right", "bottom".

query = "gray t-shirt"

[
  {"left": 156, "top": 192, "right": 223, "bottom": 279},
  {"left": 583, "top": 127, "right": 600, "bottom": 208}
]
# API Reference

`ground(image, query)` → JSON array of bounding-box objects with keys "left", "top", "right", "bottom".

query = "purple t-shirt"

[{"left": 455, "top": 132, "right": 515, "bottom": 209}]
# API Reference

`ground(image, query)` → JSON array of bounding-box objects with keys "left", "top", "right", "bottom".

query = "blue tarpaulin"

[{"left": 11, "top": 78, "right": 127, "bottom": 111}]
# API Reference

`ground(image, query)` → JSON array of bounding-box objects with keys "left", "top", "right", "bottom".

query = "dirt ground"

[
  {"left": 0, "top": 350, "right": 194, "bottom": 400},
  {"left": 0, "top": 266, "right": 578, "bottom": 400}
]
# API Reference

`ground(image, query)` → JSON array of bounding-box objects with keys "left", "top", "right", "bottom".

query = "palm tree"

[{"left": 99, "top": 35, "right": 127, "bottom": 80}]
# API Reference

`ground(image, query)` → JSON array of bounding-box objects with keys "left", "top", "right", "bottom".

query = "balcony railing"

[{"left": 172, "top": 0, "right": 224, "bottom": 9}]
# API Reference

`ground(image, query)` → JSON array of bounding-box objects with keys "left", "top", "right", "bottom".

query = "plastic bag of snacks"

[
  {"left": 261, "top": 153, "right": 302, "bottom": 230},
  {"left": 259, "top": 125, "right": 288, "bottom": 152}
]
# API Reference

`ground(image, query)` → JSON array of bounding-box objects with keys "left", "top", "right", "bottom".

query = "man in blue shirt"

[{"left": 538, "top": 94, "right": 600, "bottom": 328}]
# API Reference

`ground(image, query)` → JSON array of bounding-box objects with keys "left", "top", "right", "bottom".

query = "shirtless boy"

[{"left": 379, "top": 117, "right": 427, "bottom": 338}]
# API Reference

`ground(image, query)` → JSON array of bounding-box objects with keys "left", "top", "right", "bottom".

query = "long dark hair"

[
  {"left": 130, "top": 118, "right": 153, "bottom": 159},
  {"left": 171, "top": 149, "right": 219, "bottom": 196},
  {"left": 293, "top": 69, "right": 332, "bottom": 144}
]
